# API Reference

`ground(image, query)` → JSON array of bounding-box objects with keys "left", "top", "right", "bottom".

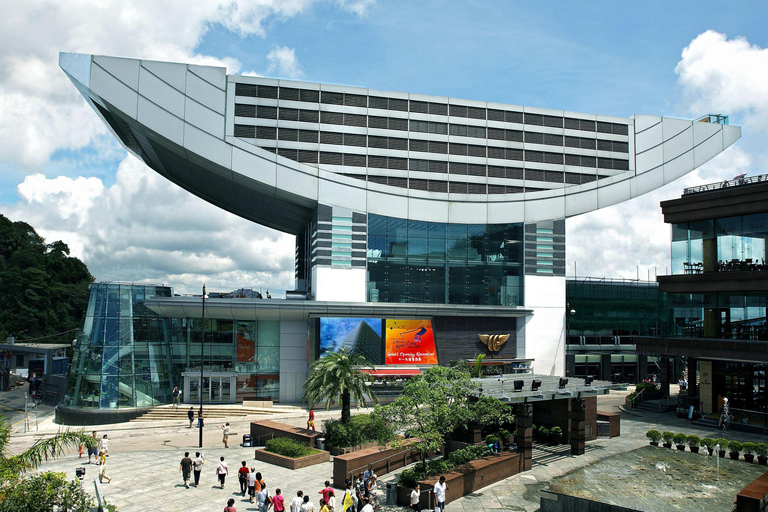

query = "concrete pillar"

[
  {"left": 566, "top": 354, "right": 576, "bottom": 377},
  {"left": 659, "top": 357, "right": 671, "bottom": 397},
  {"left": 515, "top": 404, "right": 533, "bottom": 471},
  {"left": 569, "top": 398, "right": 586, "bottom": 456},
  {"left": 601, "top": 354, "right": 612, "bottom": 382},
  {"left": 638, "top": 355, "right": 648, "bottom": 383}
]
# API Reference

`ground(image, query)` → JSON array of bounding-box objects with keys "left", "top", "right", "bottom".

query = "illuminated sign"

[{"left": 385, "top": 319, "right": 438, "bottom": 365}]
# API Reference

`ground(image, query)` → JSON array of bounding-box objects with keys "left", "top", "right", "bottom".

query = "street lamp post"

[{"left": 199, "top": 284, "right": 206, "bottom": 448}]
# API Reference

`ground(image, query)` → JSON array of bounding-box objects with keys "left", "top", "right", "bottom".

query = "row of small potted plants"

[
  {"left": 646, "top": 429, "right": 768, "bottom": 465},
  {"left": 531, "top": 425, "right": 564, "bottom": 444}
]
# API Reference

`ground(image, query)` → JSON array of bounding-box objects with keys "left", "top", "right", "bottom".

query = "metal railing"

[
  {"left": 683, "top": 173, "right": 768, "bottom": 195},
  {"left": 346, "top": 445, "right": 419, "bottom": 484}
]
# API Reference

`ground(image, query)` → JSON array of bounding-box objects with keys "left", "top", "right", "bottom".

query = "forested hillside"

[{"left": 0, "top": 214, "right": 93, "bottom": 344}]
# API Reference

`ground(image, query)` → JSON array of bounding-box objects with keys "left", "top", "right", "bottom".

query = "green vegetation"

[
  {"left": 714, "top": 438, "right": 729, "bottom": 451},
  {"left": 484, "top": 434, "right": 499, "bottom": 446},
  {"left": 0, "top": 215, "right": 93, "bottom": 344},
  {"left": 728, "top": 440, "right": 743, "bottom": 453},
  {"left": 397, "top": 444, "right": 491, "bottom": 488},
  {"left": 497, "top": 429, "right": 511, "bottom": 446},
  {"left": 742, "top": 442, "right": 756, "bottom": 455},
  {"left": 0, "top": 471, "right": 94, "bottom": 512},
  {"left": 470, "top": 395, "right": 515, "bottom": 432},
  {"left": 323, "top": 414, "right": 393, "bottom": 448},
  {"left": 265, "top": 438, "right": 319, "bottom": 458},
  {"left": 303, "top": 348, "right": 378, "bottom": 423},
  {"left": 672, "top": 433, "right": 687, "bottom": 445},
  {"left": 701, "top": 437, "right": 715, "bottom": 449},
  {"left": 550, "top": 426, "right": 563, "bottom": 440},
  {"left": 645, "top": 430, "right": 662, "bottom": 443},
  {"left": 754, "top": 443, "right": 768, "bottom": 457},
  {"left": 377, "top": 366, "right": 477, "bottom": 473},
  {"left": 661, "top": 431, "right": 675, "bottom": 444},
  {"left": 686, "top": 435, "right": 701, "bottom": 448}
]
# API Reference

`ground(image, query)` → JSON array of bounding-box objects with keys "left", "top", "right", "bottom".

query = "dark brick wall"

[{"left": 433, "top": 316, "right": 517, "bottom": 363}]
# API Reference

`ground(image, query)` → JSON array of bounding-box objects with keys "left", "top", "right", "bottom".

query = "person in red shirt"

[
  {"left": 272, "top": 488, "right": 286, "bottom": 512},
  {"left": 319, "top": 481, "right": 335, "bottom": 509},
  {"left": 238, "top": 461, "right": 250, "bottom": 495},
  {"left": 307, "top": 409, "right": 315, "bottom": 431}
]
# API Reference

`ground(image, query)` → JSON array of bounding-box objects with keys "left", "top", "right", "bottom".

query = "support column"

[
  {"left": 601, "top": 354, "right": 612, "bottom": 382},
  {"left": 515, "top": 404, "right": 533, "bottom": 471},
  {"left": 570, "top": 398, "right": 586, "bottom": 455},
  {"left": 659, "top": 357, "right": 671, "bottom": 397}
]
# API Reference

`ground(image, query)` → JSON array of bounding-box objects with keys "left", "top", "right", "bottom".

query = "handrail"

[
  {"left": 630, "top": 388, "right": 645, "bottom": 404},
  {"left": 683, "top": 173, "right": 768, "bottom": 195},
  {"left": 658, "top": 394, "right": 670, "bottom": 413}
]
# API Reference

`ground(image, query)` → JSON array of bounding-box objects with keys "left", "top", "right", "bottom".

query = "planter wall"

[
  {"left": 250, "top": 420, "right": 322, "bottom": 447},
  {"left": 737, "top": 471, "right": 768, "bottom": 512},
  {"left": 333, "top": 439, "right": 438, "bottom": 487},
  {"left": 397, "top": 451, "right": 522, "bottom": 508},
  {"left": 328, "top": 441, "right": 380, "bottom": 456},
  {"left": 253, "top": 448, "right": 329, "bottom": 470}
]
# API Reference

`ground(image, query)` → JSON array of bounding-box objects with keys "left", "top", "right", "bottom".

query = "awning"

[{"left": 361, "top": 368, "right": 422, "bottom": 377}]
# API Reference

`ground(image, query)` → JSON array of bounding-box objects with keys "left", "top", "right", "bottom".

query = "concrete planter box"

[
  {"left": 397, "top": 451, "right": 522, "bottom": 508},
  {"left": 253, "top": 447, "right": 330, "bottom": 470},
  {"left": 328, "top": 441, "right": 380, "bottom": 456},
  {"left": 333, "top": 439, "right": 439, "bottom": 486}
]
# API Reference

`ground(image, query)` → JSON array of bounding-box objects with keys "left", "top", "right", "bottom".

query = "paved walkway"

[{"left": 26, "top": 390, "right": 768, "bottom": 512}]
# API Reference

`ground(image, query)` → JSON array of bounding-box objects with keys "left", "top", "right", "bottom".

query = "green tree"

[
  {"left": 0, "top": 471, "right": 94, "bottom": 512},
  {"left": 377, "top": 366, "right": 477, "bottom": 471},
  {"left": 303, "top": 348, "right": 378, "bottom": 423},
  {"left": 471, "top": 395, "right": 515, "bottom": 432}
]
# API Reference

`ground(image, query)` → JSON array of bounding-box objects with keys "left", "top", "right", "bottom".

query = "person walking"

[
  {"left": 97, "top": 450, "right": 111, "bottom": 484},
  {"left": 179, "top": 451, "right": 193, "bottom": 489},
  {"left": 87, "top": 431, "right": 99, "bottom": 464},
  {"left": 272, "top": 488, "right": 286, "bottom": 512},
  {"left": 193, "top": 452, "right": 205, "bottom": 487},
  {"left": 221, "top": 422, "right": 230, "bottom": 448},
  {"left": 319, "top": 498, "right": 329, "bottom": 512},
  {"left": 409, "top": 484, "right": 420, "bottom": 511},
  {"left": 172, "top": 385, "right": 181, "bottom": 408},
  {"left": 238, "top": 461, "right": 249, "bottom": 495},
  {"left": 247, "top": 469, "right": 258, "bottom": 503},
  {"left": 216, "top": 456, "right": 229, "bottom": 488},
  {"left": 366, "top": 475, "right": 379, "bottom": 512},
  {"left": 307, "top": 409, "right": 315, "bottom": 431},
  {"left": 355, "top": 473, "right": 365, "bottom": 512},
  {"left": 257, "top": 484, "right": 272, "bottom": 512},
  {"left": 224, "top": 498, "right": 237, "bottom": 512},
  {"left": 319, "top": 480, "right": 335, "bottom": 510},
  {"left": 198, "top": 409, "right": 204, "bottom": 428},
  {"left": 291, "top": 491, "right": 304, "bottom": 512},
  {"left": 101, "top": 434, "right": 111, "bottom": 456},
  {"left": 187, "top": 407, "right": 195, "bottom": 428},
  {"left": 342, "top": 480, "right": 357, "bottom": 512},
  {"left": 433, "top": 476, "right": 447, "bottom": 512}
]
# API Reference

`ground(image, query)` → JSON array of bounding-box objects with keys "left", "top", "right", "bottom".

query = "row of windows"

[
  {"left": 232, "top": 90, "right": 629, "bottom": 135},
  {"left": 236, "top": 125, "right": 631, "bottom": 170},
  {"left": 344, "top": 173, "right": 541, "bottom": 195},
  {"left": 265, "top": 148, "right": 608, "bottom": 185}
]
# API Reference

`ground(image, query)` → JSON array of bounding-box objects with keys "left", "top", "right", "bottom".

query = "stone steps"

[{"left": 129, "top": 405, "right": 301, "bottom": 422}]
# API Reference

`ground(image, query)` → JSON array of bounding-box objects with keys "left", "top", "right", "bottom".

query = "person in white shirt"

[
  {"left": 433, "top": 476, "right": 447, "bottom": 512},
  {"left": 216, "top": 456, "right": 228, "bottom": 488},
  {"left": 247, "top": 469, "right": 258, "bottom": 503},
  {"left": 100, "top": 434, "right": 111, "bottom": 456},
  {"left": 221, "top": 422, "right": 230, "bottom": 448},
  {"left": 291, "top": 491, "right": 305, "bottom": 512},
  {"left": 192, "top": 452, "right": 205, "bottom": 487},
  {"left": 360, "top": 497, "right": 373, "bottom": 512},
  {"left": 299, "top": 495, "right": 315, "bottom": 512},
  {"left": 410, "top": 483, "right": 421, "bottom": 511}
]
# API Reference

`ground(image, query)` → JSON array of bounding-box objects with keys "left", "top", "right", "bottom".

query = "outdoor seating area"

[{"left": 683, "top": 259, "right": 768, "bottom": 274}]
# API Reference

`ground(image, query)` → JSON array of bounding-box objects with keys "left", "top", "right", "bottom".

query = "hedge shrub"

[
  {"left": 398, "top": 444, "right": 491, "bottom": 488},
  {"left": 323, "top": 414, "right": 393, "bottom": 448},
  {"left": 265, "top": 437, "right": 318, "bottom": 458}
]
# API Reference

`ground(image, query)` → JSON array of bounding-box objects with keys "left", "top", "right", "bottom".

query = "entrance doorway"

[{"left": 182, "top": 372, "right": 236, "bottom": 404}]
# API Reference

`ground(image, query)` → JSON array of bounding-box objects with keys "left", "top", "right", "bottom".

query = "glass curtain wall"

[
  {"left": 367, "top": 214, "right": 523, "bottom": 305},
  {"left": 671, "top": 213, "right": 768, "bottom": 274},
  {"left": 665, "top": 292, "right": 767, "bottom": 340}
]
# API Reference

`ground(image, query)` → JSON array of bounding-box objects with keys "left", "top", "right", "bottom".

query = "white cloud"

[
  {"left": 0, "top": 0, "right": 371, "bottom": 169},
  {"left": 1, "top": 156, "right": 296, "bottom": 295},
  {"left": 676, "top": 30, "right": 768, "bottom": 131},
  {"left": 266, "top": 46, "right": 303, "bottom": 78}
]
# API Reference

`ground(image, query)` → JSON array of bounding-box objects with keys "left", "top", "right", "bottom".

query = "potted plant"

[
  {"left": 742, "top": 442, "right": 756, "bottom": 463},
  {"left": 686, "top": 435, "right": 701, "bottom": 454},
  {"left": 538, "top": 426, "right": 550, "bottom": 443},
  {"left": 550, "top": 426, "right": 563, "bottom": 444},
  {"left": 754, "top": 443, "right": 768, "bottom": 465},
  {"left": 661, "top": 431, "right": 675, "bottom": 449},
  {"left": 531, "top": 424, "right": 537, "bottom": 440},
  {"left": 673, "top": 433, "right": 687, "bottom": 451},
  {"left": 646, "top": 430, "right": 662, "bottom": 446},
  {"left": 728, "top": 440, "right": 743, "bottom": 460},
  {"left": 701, "top": 437, "right": 715, "bottom": 455},
  {"left": 498, "top": 429, "right": 511, "bottom": 449},
  {"left": 714, "top": 438, "right": 728, "bottom": 458}
]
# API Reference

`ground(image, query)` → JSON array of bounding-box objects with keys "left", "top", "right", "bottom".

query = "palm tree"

[
  {"left": 0, "top": 415, "right": 94, "bottom": 483},
  {"left": 303, "top": 348, "right": 378, "bottom": 423}
]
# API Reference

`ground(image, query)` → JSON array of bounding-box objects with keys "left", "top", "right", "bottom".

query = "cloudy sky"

[{"left": 1, "top": 1, "right": 767, "bottom": 295}]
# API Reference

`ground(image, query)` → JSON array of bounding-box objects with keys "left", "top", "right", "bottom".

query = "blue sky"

[{"left": 1, "top": 1, "right": 767, "bottom": 292}]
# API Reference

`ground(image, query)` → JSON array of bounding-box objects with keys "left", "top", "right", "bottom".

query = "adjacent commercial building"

[
  {"left": 57, "top": 52, "right": 740, "bottom": 422},
  {"left": 636, "top": 175, "right": 768, "bottom": 419}
]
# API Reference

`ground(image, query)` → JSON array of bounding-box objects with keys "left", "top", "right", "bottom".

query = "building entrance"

[{"left": 182, "top": 371, "right": 236, "bottom": 404}]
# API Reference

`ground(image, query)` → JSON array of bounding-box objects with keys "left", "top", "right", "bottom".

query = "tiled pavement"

[{"left": 35, "top": 395, "right": 767, "bottom": 512}]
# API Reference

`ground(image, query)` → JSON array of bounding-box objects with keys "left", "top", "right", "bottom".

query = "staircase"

[
  {"left": 632, "top": 399, "right": 674, "bottom": 415},
  {"left": 130, "top": 404, "right": 301, "bottom": 422}
]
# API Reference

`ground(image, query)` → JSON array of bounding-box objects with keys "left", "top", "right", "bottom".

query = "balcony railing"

[
  {"left": 683, "top": 173, "right": 768, "bottom": 195},
  {"left": 696, "top": 113, "right": 729, "bottom": 125},
  {"left": 682, "top": 259, "right": 768, "bottom": 274}
]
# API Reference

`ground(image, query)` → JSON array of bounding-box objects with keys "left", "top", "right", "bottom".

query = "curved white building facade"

[{"left": 60, "top": 52, "right": 740, "bottom": 377}]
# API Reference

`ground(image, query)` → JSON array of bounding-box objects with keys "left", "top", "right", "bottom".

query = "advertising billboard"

[
  {"left": 319, "top": 317, "right": 384, "bottom": 364},
  {"left": 384, "top": 319, "right": 438, "bottom": 365}
]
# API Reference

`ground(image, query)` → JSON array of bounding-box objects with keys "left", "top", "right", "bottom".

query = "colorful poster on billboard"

[
  {"left": 319, "top": 318, "right": 384, "bottom": 364},
  {"left": 385, "top": 319, "right": 438, "bottom": 365}
]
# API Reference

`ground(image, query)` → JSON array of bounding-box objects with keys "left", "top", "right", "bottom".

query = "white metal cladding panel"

[
  {"left": 634, "top": 115, "right": 662, "bottom": 133},
  {"left": 723, "top": 124, "right": 741, "bottom": 149},
  {"left": 317, "top": 173, "right": 367, "bottom": 210},
  {"left": 664, "top": 150, "right": 695, "bottom": 185},
  {"left": 630, "top": 165, "right": 665, "bottom": 198},
  {"left": 407, "top": 196, "right": 449, "bottom": 223},
  {"left": 184, "top": 96, "right": 225, "bottom": 137},
  {"left": 137, "top": 96, "right": 184, "bottom": 146},
  {"left": 90, "top": 64, "right": 138, "bottom": 118},
  {"left": 93, "top": 55, "right": 140, "bottom": 90},
  {"left": 597, "top": 176, "right": 632, "bottom": 210},
  {"left": 186, "top": 71, "right": 225, "bottom": 114},
  {"left": 275, "top": 160, "right": 318, "bottom": 201},
  {"left": 525, "top": 194, "right": 565, "bottom": 224},
  {"left": 139, "top": 66, "right": 186, "bottom": 118},
  {"left": 487, "top": 199, "right": 525, "bottom": 223},
  {"left": 188, "top": 64, "right": 226, "bottom": 90},
  {"left": 693, "top": 125, "right": 725, "bottom": 168},
  {"left": 183, "top": 124, "right": 232, "bottom": 169},
  {"left": 564, "top": 188, "right": 599, "bottom": 217},
  {"left": 232, "top": 146, "right": 277, "bottom": 188},
  {"left": 523, "top": 275, "right": 566, "bottom": 376},
  {"left": 141, "top": 60, "right": 188, "bottom": 92},
  {"left": 662, "top": 118, "right": 694, "bottom": 161}
]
